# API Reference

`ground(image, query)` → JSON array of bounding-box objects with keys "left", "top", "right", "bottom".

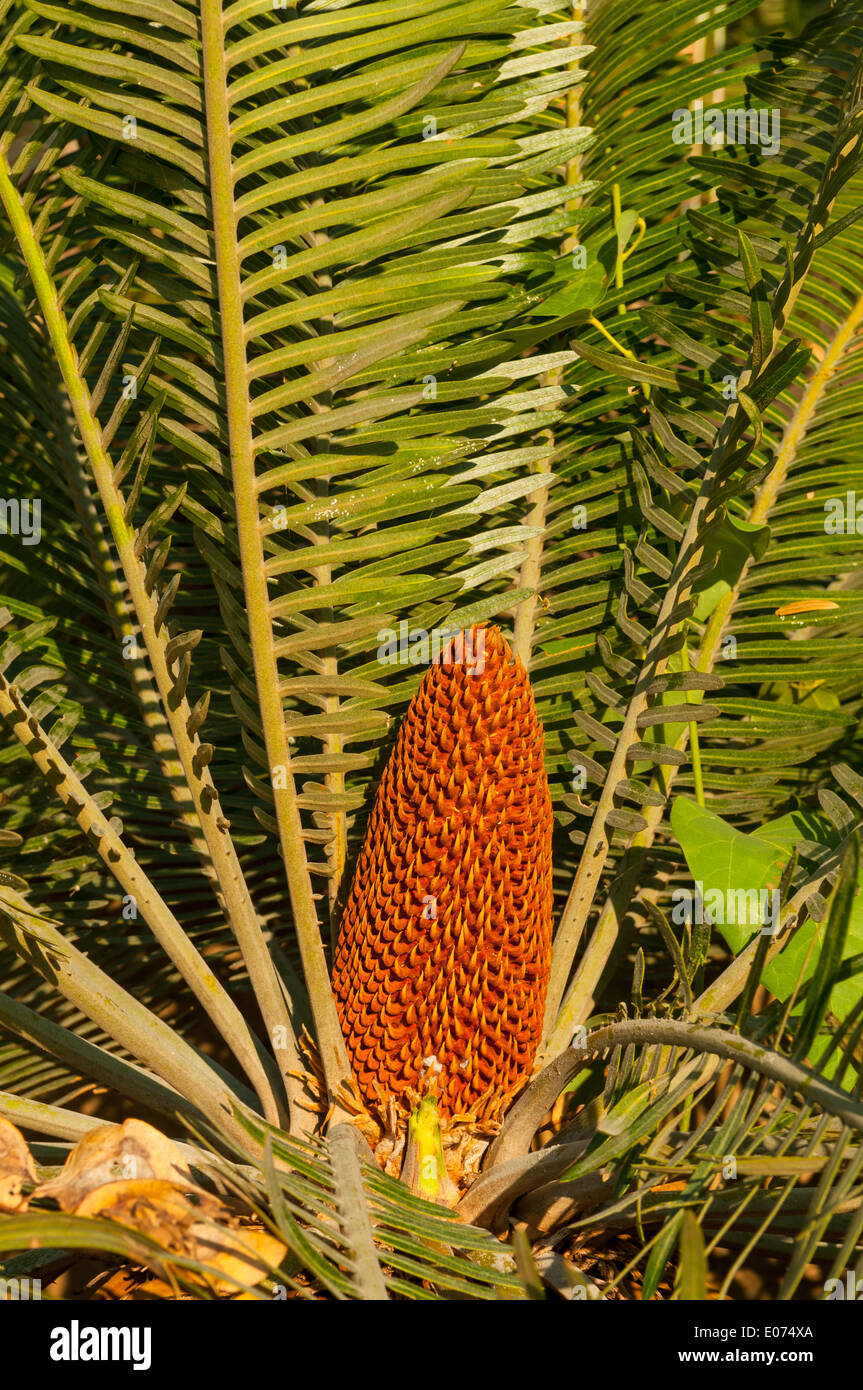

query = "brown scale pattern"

[{"left": 332, "top": 625, "right": 553, "bottom": 1121}]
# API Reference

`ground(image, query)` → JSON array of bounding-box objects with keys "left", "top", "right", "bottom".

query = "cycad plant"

[{"left": 0, "top": 0, "right": 862, "bottom": 1301}]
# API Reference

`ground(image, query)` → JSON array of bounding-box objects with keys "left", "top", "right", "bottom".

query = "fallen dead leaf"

[
  {"left": 36, "top": 1119, "right": 196, "bottom": 1211},
  {"left": 75, "top": 1177, "right": 286, "bottom": 1294},
  {"left": 0, "top": 1115, "right": 37, "bottom": 1212},
  {"left": 189, "top": 1224, "right": 288, "bottom": 1296},
  {"left": 75, "top": 1178, "right": 207, "bottom": 1247}
]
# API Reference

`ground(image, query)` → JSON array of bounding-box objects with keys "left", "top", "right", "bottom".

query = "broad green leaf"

[
  {"left": 670, "top": 798, "right": 789, "bottom": 948},
  {"left": 691, "top": 513, "right": 771, "bottom": 622}
]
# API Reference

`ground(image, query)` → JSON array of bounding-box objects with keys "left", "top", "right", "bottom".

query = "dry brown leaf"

[
  {"left": 75, "top": 1177, "right": 286, "bottom": 1294},
  {"left": 34, "top": 1118, "right": 286, "bottom": 1295},
  {"left": 0, "top": 1115, "right": 37, "bottom": 1212},
  {"left": 75, "top": 1177, "right": 205, "bottom": 1240},
  {"left": 36, "top": 1119, "right": 196, "bottom": 1211},
  {"left": 188, "top": 1224, "right": 287, "bottom": 1295}
]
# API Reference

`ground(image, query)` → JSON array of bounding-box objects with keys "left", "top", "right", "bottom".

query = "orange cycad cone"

[{"left": 332, "top": 625, "right": 553, "bottom": 1122}]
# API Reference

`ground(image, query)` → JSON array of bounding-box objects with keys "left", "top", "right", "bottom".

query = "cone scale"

[{"left": 332, "top": 626, "right": 554, "bottom": 1122}]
